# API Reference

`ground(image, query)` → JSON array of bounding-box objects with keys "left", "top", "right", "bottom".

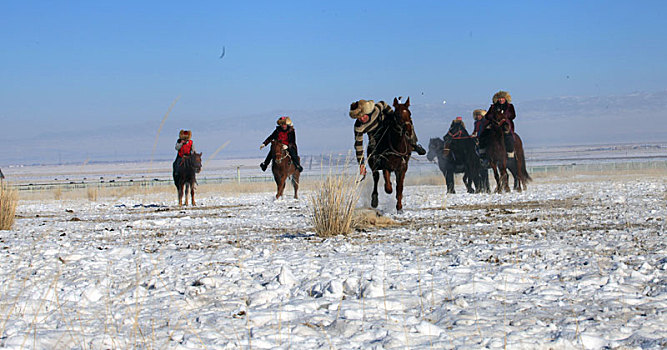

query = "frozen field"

[{"left": 1, "top": 172, "right": 666, "bottom": 349}]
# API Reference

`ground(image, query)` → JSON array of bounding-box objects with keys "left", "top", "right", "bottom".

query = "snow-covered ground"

[{"left": 1, "top": 174, "right": 666, "bottom": 349}]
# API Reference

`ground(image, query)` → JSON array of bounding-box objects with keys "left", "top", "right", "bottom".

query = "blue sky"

[{"left": 1, "top": 1, "right": 666, "bottom": 163}]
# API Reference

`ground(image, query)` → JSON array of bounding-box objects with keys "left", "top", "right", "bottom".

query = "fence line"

[{"left": 7, "top": 160, "right": 667, "bottom": 192}]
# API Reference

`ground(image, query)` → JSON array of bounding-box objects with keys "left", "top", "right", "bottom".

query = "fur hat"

[
  {"left": 179, "top": 130, "right": 192, "bottom": 140},
  {"left": 492, "top": 91, "right": 512, "bottom": 104},
  {"left": 473, "top": 109, "right": 487, "bottom": 117},
  {"left": 349, "top": 99, "right": 375, "bottom": 119},
  {"left": 454, "top": 116, "right": 463, "bottom": 122},
  {"left": 277, "top": 116, "right": 293, "bottom": 126}
]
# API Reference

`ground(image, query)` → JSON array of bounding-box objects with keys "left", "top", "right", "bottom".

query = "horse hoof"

[
  {"left": 371, "top": 197, "right": 378, "bottom": 208},
  {"left": 385, "top": 187, "right": 393, "bottom": 194}
]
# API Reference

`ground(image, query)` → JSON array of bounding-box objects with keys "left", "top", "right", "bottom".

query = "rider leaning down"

[{"left": 349, "top": 99, "right": 426, "bottom": 175}]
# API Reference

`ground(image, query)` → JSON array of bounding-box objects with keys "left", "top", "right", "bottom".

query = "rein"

[{"left": 447, "top": 130, "right": 472, "bottom": 140}]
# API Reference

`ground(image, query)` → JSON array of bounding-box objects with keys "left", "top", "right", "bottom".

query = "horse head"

[
  {"left": 192, "top": 152, "right": 202, "bottom": 173},
  {"left": 392, "top": 97, "right": 413, "bottom": 136},
  {"left": 427, "top": 137, "right": 444, "bottom": 162},
  {"left": 271, "top": 139, "right": 288, "bottom": 163},
  {"left": 442, "top": 120, "right": 469, "bottom": 155}
]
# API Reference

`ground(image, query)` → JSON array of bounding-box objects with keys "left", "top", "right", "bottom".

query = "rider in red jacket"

[
  {"left": 259, "top": 116, "right": 303, "bottom": 172},
  {"left": 173, "top": 130, "right": 195, "bottom": 176}
]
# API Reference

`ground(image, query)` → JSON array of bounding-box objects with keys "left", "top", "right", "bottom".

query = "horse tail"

[
  {"left": 513, "top": 133, "right": 532, "bottom": 183},
  {"left": 521, "top": 156, "right": 532, "bottom": 182}
]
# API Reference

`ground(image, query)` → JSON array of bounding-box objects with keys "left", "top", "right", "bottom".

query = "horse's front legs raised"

[
  {"left": 383, "top": 170, "right": 393, "bottom": 194},
  {"left": 371, "top": 170, "right": 380, "bottom": 208}
]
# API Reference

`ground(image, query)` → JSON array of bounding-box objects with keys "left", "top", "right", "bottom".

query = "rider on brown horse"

[
  {"left": 173, "top": 129, "right": 195, "bottom": 177},
  {"left": 260, "top": 116, "right": 303, "bottom": 172},
  {"left": 479, "top": 90, "right": 516, "bottom": 160},
  {"left": 349, "top": 99, "right": 426, "bottom": 175}
]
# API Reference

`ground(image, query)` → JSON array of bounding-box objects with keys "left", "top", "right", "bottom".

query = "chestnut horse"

[
  {"left": 367, "top": 97, "right": 413, "bottom": 212},
  {"left": 173, "top": 152, "right": 202, "bottom": 206},
  {"left": 271, "top": 139, "right": 300, "bottom": 199},
  {"left": 484, "top": 122, "right": 531, "bottom": 192}
]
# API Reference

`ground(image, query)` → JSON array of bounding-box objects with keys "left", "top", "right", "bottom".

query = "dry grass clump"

[
  {"left": 53, "top": 187, "right": 63, "bottom": 200},
  {"left": 0, "top": 182, "right": 18, "bottom": 230},
  {"left": 310, "top": 172, "right": 361, "bottom": 237},
  {"left": 86, "top": 187, "right": 98, "bottom": 201},
  {"left": 351, "top": 208, "right": 400, "bottom": 230}
]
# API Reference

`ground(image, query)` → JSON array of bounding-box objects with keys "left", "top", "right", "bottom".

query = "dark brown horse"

[
  {"left": 271, "top": 139, "right": 300, "bottom": 199},
  {"left": 173, "top": 152, "right": 202, "bottom": 206},
  {"left": 484, "top": 122, "right": 531, "bottom": 192},
  {"left": 367, "top": 97, "right": 413, "bottom": 212}
]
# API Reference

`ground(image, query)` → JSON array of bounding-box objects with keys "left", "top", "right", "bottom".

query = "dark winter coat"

[
  {"left": 485, "top": 102, "right": 516, "bottom": 133},
  {"left": 263, "top": 126, "right": 298, "bottom": 151},
  {"left": 472, "top": 119, "right": 487, "bottom": 138}
]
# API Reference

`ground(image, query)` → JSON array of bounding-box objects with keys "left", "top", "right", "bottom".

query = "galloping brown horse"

[
  {"left": 484, "top": 122, "right": 531, "bottom": 192},
  {"left": 173, "top": 152, "right": 202, "bottom": 206},
  {"left": 368, "top": 97, "right": 413, "bottom": 212},
  {"left": 271, "top": 139, "right": 300, "bottom": 199}
]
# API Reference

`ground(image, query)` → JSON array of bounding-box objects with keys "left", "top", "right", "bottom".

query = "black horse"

[
  {"left": 427, "top": 123, "right": 490, "bottom": 194},
  {"left": 173, "top": 152, "right": 202, "bottom": 206}
]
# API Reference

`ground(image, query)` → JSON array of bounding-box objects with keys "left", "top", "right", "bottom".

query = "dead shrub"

[
  {"left": 310, "top": 171, "right": 361, "bottom": 237},
  {"left": 87, "top": 187, "right": 98, "bottom": 201},
  {"left": 0, "top": 182, "right": 18, "bottom": 230}
]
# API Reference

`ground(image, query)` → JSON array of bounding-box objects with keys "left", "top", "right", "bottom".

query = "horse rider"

[
  {"left": 349, "top": 99, "right": 426, "bottom": 175},
  {"left": 174, "top": 130, "right": 195, "bottom": 177},
  {"left": 480, "top": 90, "right": 516, "bottom": 159},
  {"left": 259, "top": 116, "right": 303, "bottom": 172},
  {"left": 470, "top": 109, "right": 487, "bottom": 139}
]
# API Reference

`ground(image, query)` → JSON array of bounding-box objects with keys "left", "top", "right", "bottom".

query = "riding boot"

[
  {"left": 409, "top": 129, "right": 426, "bottom": 155},
  {"left": 173, "top": 157, "right": 180, "bottom": 177},
  {"left": 288, "top": 148, "right": 303, "bottom": 172},
  {"left": 504, "top": 132, "right": 515, "bottom": 158},
  {"left": 260, "top": 151, "right": 272, "bottom": 171}
]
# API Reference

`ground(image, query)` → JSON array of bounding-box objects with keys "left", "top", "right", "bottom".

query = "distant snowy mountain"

[{"left": 4, "top": 91, "right": 667, "bottom": 165}]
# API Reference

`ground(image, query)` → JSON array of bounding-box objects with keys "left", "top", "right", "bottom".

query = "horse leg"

[
  {"left": 371, "top": 171, "right": 380, "bottom": 208},
  {"left": 383, "top": 170, "right": 393, "bottom": 194},
  {"left": 190, "top": 182, "right": 196, "bottom": 206},
  {"left": 292, "top": 172, "right": 300, "bottom": 199},
  {"left": 482, "top": 168, "right": 491, "bottom": 193},
  {"left": 177, "top": 184, "right": 184, "bottom": 206},
  {"left": 395, "top": 168, "right": 406, "bottom": 212},
  {"left": 464, "top": 169, "right": 475, "bottom": 194},
  {"left": 445, "top": 169, "right": 455, "bottom": 194},
  {"left": 499, "top": 164, "right": 510, "bottom": 193},
  {"left": 185, "top": 183, "right": 190, "bottom": 206},
  {"left": 277, "top": 175, "right": 287, "bottom": 199},
  {"left": 491, "top": 163, "right": 501, "bottom": 193}
]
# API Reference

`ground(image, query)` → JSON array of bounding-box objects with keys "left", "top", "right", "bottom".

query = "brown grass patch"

[{"left": 351, "top": 208, "right": 401, "bottom": 230}]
